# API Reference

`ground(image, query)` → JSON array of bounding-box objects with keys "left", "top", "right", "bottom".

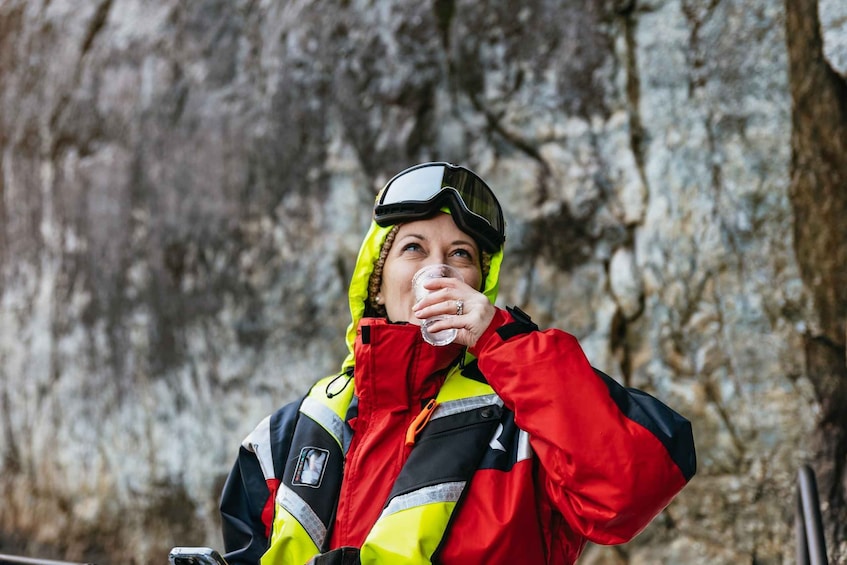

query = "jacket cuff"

[{"left": 471, "top": 306, "right": 539, "bottom": 356}]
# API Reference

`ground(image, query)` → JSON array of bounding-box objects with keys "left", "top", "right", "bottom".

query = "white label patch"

[{"left": 292, "top": 447, "right": 329, "bottom": 488}]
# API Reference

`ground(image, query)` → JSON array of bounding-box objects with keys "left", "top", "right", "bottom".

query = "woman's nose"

[{"left": 425, "top": 253, "right": 448, "bottom": 266}]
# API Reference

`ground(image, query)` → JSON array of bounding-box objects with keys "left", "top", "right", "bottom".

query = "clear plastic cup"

[{"left": 412, "top": 264, "right": 464, "bottom": 346}]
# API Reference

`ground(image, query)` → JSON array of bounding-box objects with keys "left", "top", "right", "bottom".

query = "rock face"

[{"left": 0, "top": 1, "right": 845, "bottom": 563}]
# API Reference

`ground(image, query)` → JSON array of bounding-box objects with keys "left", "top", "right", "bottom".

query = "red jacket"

[{"left": 221, "top": 307, "right": 695, "bottom": 564}]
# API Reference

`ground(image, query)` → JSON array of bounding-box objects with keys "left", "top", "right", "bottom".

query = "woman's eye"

[
  {"left": 451, "top": 248, "right": 474, "bottom": 260},
  {"left": 402, "top": 243, "right": 423, "bottom": 253}
]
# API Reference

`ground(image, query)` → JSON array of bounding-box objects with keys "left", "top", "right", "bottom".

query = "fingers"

[
  {"left": 413, "top": 288, "right": 478, "bottom": 317},
  {"left": 413, "top": 290, "right": 495, "bottom": 348}
]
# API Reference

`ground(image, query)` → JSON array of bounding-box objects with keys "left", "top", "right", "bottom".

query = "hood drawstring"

[{"left": 326, "top": 367, "right": 354, "bottom": 399}]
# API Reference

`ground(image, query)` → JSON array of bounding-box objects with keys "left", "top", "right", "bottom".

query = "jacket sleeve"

[
  {"left": 220, "top": 446, "right": 272, "bottom": 565},
  {"left": 220, "top": 403, "right": 300, "bottom": 565},
  {"left": 469, "top": 306, "right": 696, "bottom": 545}
]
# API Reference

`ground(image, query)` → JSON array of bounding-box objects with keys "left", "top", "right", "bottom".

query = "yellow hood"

[{"left": 341, "top": 217, "right": 504, "bottom": 372}]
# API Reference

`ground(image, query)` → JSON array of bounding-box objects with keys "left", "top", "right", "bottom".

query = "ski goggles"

[{"left": 373, "top": 162, "right": 506, "bottom": 252}]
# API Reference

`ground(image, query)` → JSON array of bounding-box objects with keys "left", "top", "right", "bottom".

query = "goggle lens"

[{"left": 379, "top": 165, "right": 447, "bottom": 204}]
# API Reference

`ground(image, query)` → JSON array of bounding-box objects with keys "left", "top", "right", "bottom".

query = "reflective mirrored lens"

[{"left": 379, "top": 165, "right": 447, "bottom": 205}]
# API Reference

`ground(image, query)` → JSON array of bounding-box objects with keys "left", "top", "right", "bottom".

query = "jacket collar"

[{"left": 353, "top": 318, "right": 464, "bottom": 411}]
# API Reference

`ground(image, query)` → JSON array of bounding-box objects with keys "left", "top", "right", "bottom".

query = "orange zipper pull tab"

[{"left": 405, "top": 398, "right": 438, "bottom": 447}]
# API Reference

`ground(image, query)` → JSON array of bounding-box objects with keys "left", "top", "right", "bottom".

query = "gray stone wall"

[{"left": 1, "top": 0, "right": 845, "bottom": 563}]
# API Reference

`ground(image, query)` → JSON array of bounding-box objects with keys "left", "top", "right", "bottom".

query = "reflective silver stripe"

[
  {"left": 300, "top": 396, "right": 345, "bottom": 448},
  {"left": 278, "top": 484, "right": 327, "bottom": 548},
  {"left": 517, "top": 428, "right": 532, "bottom": 462},
  {"left": 431, "top": 394, "right": 502, "bottom": 420},
  {"left": 380, "top": 481, "right": 466, "bottom": 518},
  {"left": 488, "top": 423, "right": 533, "bottom": 462},
  {"left": 241, "top": 415, "right": 275, "bottom": 481}
]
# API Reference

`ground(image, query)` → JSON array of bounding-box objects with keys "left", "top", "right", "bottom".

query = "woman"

[{"left": 220, "top": 162, "right": 696, "bottom": 565}]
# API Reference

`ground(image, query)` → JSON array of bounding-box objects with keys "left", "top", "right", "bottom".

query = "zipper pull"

[{"left": 405, "top": 398, "right": 438, "bottom": 447}]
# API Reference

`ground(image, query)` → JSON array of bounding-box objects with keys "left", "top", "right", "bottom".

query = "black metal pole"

[
  {"left": 796, "top": 464, "right": 828, "bottom": 565},
  {"left": 797, "top": 483, "right": 810, "bottom": 565}
]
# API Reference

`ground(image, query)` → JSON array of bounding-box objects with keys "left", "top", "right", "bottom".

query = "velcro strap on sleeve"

[{"left": 495, "top": 306, "right": 539, "bottom": 341}]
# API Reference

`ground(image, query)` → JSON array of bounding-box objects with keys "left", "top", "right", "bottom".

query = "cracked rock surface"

[{"left": 1, "top": 1, "right": 845, "bottom": 563}]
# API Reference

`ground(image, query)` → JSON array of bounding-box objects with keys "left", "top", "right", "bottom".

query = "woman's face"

[{"left": 379, "top": 213, "right": 482, "bottom": 324}]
